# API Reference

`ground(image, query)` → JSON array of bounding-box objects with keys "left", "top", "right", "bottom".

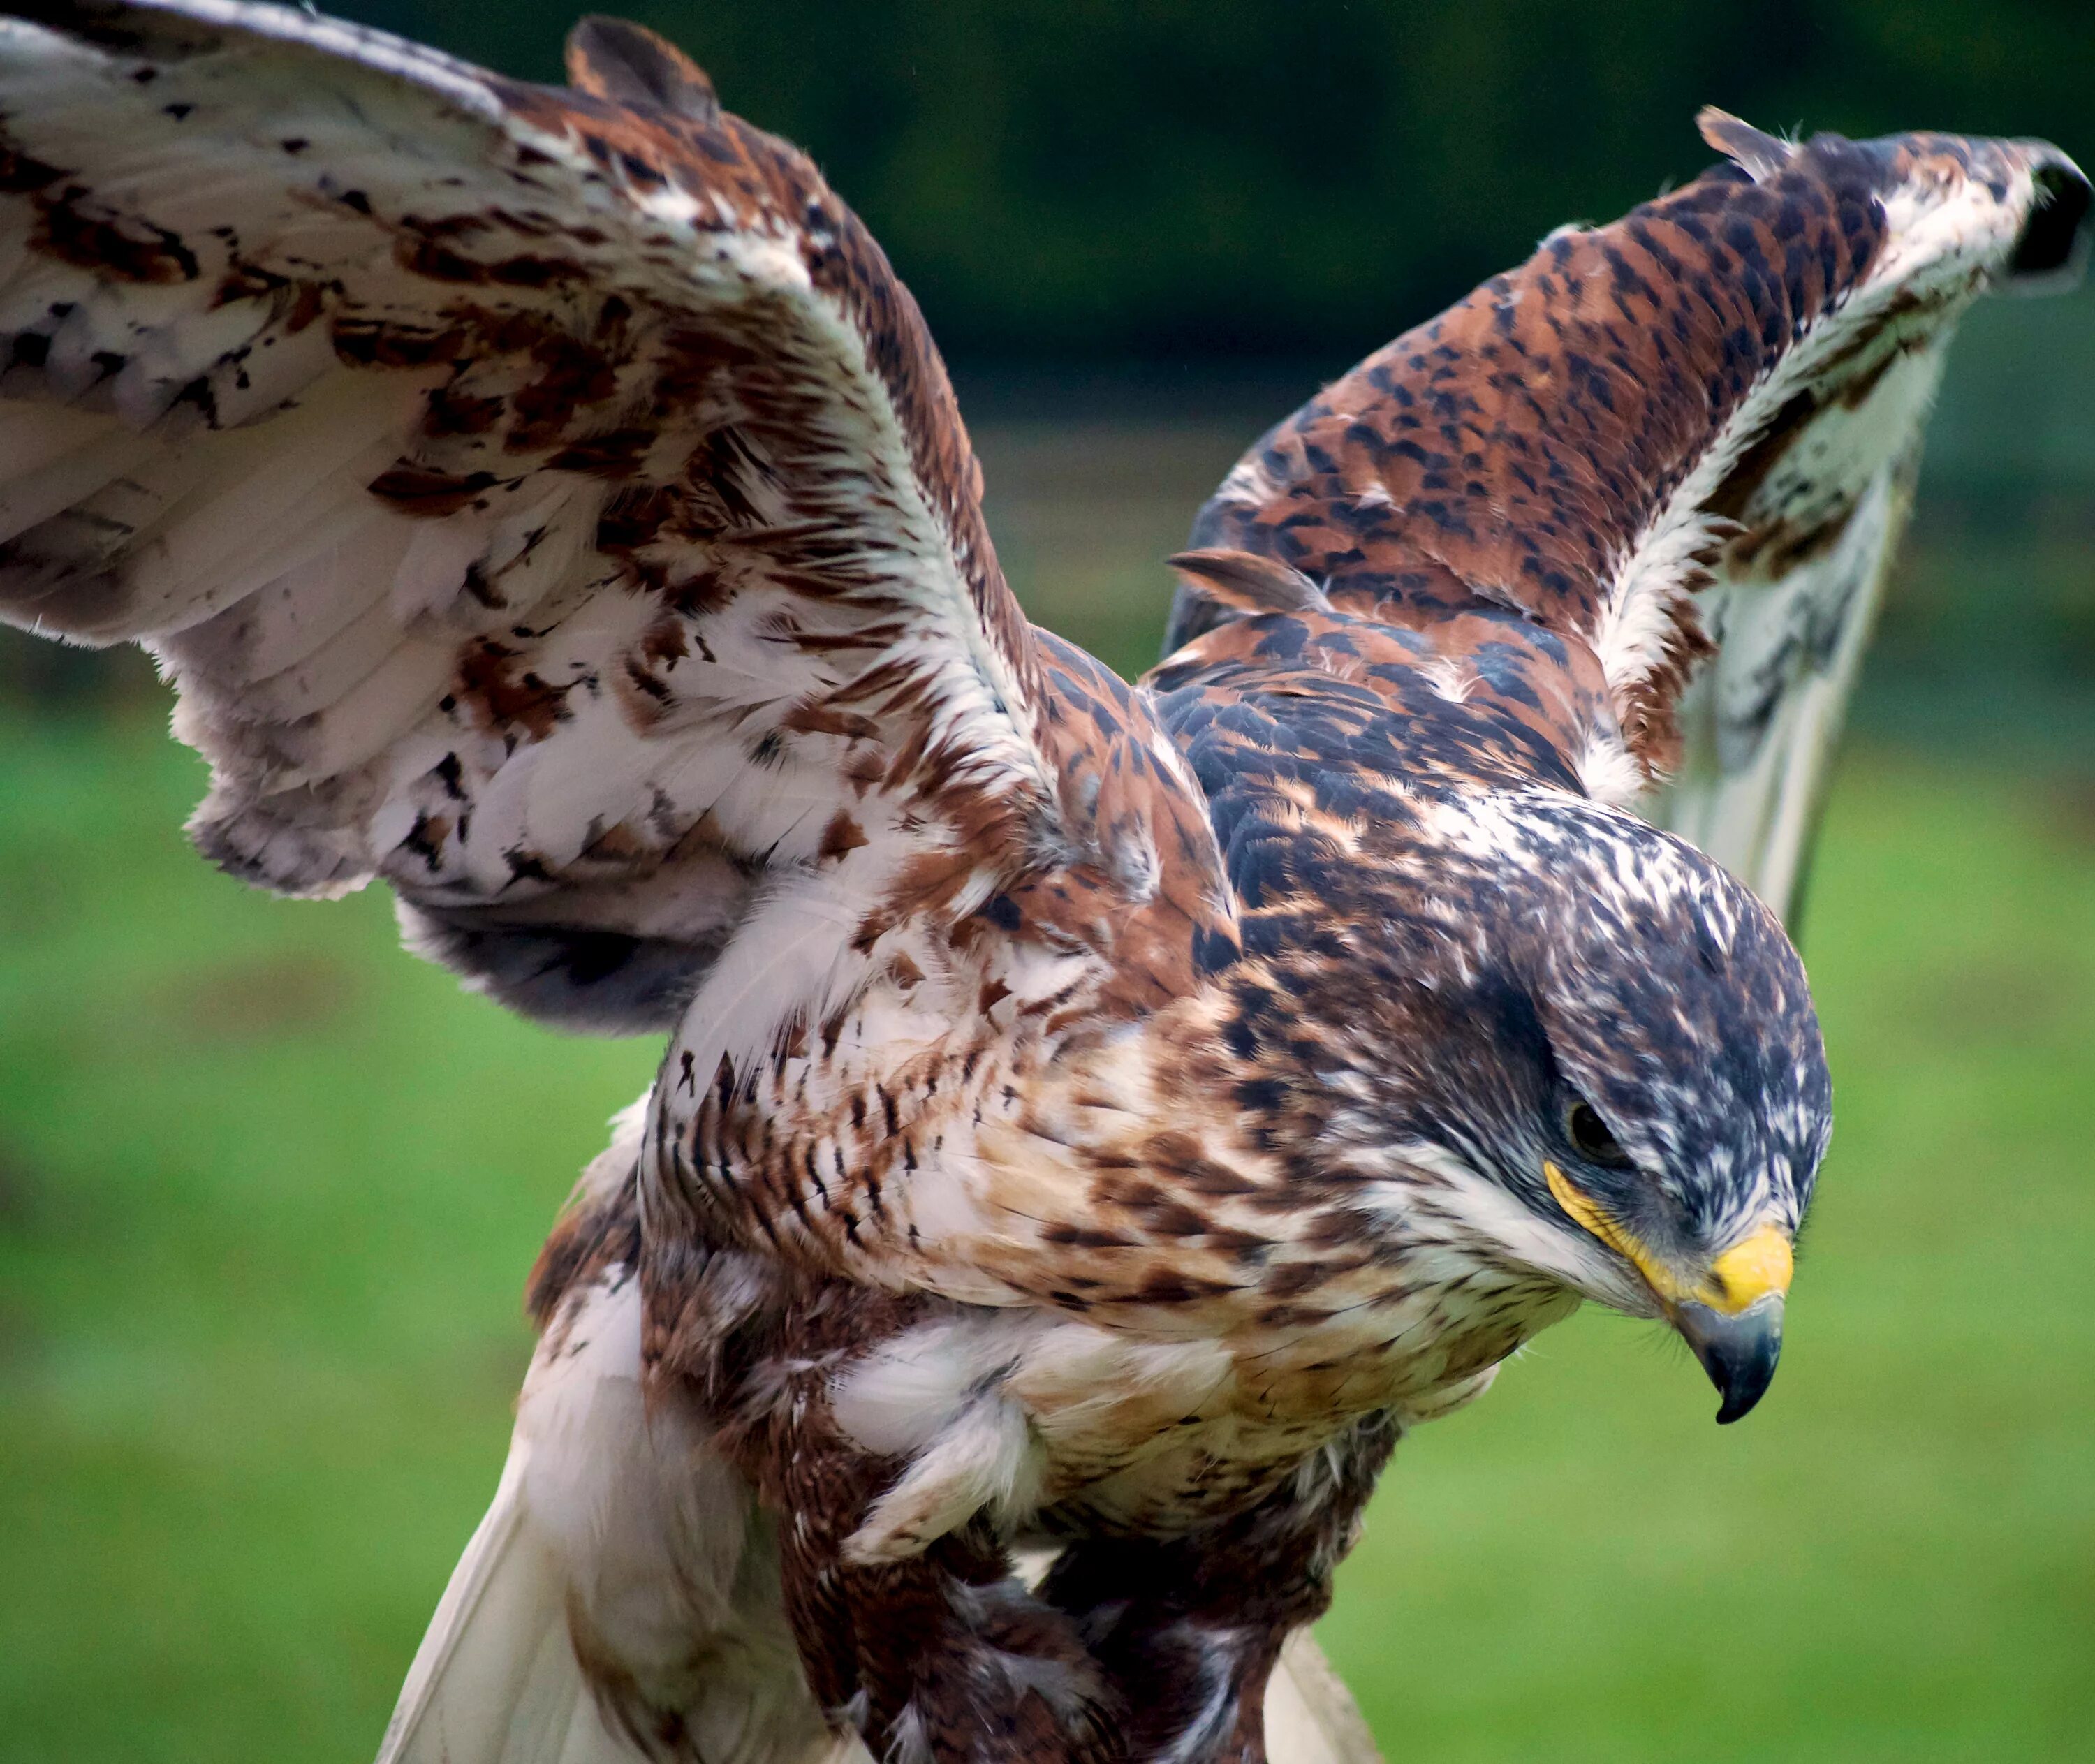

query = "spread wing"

[
  {"left": 1168, "top": 110, "right": 2089, "bottom": 923},
  {"left": 0, "top": 0, "right": 1055, "bottom": 1034}
]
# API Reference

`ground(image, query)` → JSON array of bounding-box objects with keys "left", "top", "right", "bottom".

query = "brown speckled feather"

[
  {"left": 2, "top": 7, "right": 2085, "bottom": 1763},
  {"left": 1173, "top": 117, "right": 2086, "bottom": 816}
]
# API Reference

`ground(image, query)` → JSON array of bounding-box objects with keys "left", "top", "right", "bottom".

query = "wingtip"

[
  {"left": 565, "top": 15, "right": 719, "bottom": 122},
  {"left": 2002, "top": 149, "right": 2092, "bottom": 295},
  {"left": 1697, "top": 106, "right": 1795, "bottom": 182}
]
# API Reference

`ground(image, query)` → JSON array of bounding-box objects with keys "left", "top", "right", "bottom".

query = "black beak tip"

[
  {"left": 1674, "top": 1298, "right": 1784, "bottom": 1425},
  {"left": 1714, "top": 1383, "right": 1768, "bottom": 1427}
]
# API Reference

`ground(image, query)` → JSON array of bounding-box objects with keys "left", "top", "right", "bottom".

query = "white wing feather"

[
  {"left": 1647, "top": 305, "right": 1957, "bottom": 923},
  {"left": 1647, "top": 128, "right": 2088, "bottom": 923},
  {"left": 0, "top": 0, "right": 1052, "bottom": 1032}
]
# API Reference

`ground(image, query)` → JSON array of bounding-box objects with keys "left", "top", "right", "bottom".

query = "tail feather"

[
  {"left": 375, "top": 1256, "right": 833, "bottom": 1764},
  {"left": 1267, "top": 1634, "right": 1385, "bottom": 1764},
  {"left": 377, "top": 1434, "right": 625, "bottom": 1764}
]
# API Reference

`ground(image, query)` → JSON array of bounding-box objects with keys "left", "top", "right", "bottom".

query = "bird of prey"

[{"left": 1, "top": 3, "right": 2086, "bottom": 1761}]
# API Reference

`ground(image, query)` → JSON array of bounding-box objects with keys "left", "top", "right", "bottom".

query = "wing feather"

[
  {"left": 0, "top": 3, "right": 1238, "bottom": 1303},
  {"left": 0, "top": 0, "right": 1065, "bottom": 1031},
  {"left": 1173, "top": 115, "right": 2087, "bottom": 918}
]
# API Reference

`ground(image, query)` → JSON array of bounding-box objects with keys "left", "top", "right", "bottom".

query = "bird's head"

[{"left": 1280, "top": 786, "right": 1832, "bottom": 1422}]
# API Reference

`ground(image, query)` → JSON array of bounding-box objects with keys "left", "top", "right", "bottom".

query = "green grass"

[{"left": 1, "top": 712, "right": 2091, "bottom": 1763}]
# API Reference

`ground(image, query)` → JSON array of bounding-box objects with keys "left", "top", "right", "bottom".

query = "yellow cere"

[
  {"left": 1706, "top": 1225, "right": 1794, "bottom": 1313},
  {"left": 1543, "top": 1161, "right": 1792, "bottom": 1313}
]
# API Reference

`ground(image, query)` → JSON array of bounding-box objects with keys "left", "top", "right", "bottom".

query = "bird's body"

[{"left": 0, "top": 4, "right": 2085, "bottom": 1761}]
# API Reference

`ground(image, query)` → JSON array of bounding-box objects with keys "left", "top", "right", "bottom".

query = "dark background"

[
  {"left": 2, "top": 4, "right": 2091, "bottom": 1761},
  {"left": 339, "top": 0, "right": 2094, "bottom": 365}
]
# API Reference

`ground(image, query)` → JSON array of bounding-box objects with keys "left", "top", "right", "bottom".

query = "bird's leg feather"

[
  {"left": 644, "top": 1242, "right": 1120, "bottom": 1762},
  {"left": 1037, "top": 1413, "right": 1397, "bottom": 1764}
]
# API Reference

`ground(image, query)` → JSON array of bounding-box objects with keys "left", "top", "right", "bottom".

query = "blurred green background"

[{"left": 1, "top": 1, "right": 2091, "bottom": 1760}]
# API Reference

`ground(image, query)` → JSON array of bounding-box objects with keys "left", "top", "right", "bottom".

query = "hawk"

[{"left": 0, "top": 4, "right": 2085, "bottom": 1761}]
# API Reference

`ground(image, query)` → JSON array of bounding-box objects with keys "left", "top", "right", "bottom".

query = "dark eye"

[{"left": 1565, "top": 1100, "right": 1633, "bottom": 1168}]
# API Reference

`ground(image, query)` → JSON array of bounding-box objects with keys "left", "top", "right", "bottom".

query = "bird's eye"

[{"left": 1565, "top": 1100, "right": 1633, "bottom": 1168}]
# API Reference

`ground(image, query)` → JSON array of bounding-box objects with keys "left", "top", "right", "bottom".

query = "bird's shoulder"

[
  {"left": 633, "top": 628, "right": 1254, "bottom": 1293},
  {"left": 1147, "top": 600, "right": 1626, "bottom": 849}
]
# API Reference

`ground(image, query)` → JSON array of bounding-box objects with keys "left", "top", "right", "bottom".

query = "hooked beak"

[
  {"left": 1545, "top": 1162, "right": 1794, "bottom": 1423},
  {"left": 1673, "top": 1291, "right": 1785, "bottom": 1424}
]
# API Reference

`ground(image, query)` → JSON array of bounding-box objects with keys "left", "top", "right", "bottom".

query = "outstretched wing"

[
  {"left": 1168, "top": 110, "right": 2089, "bottom": 922},
  {"left": 1654, "top": 117, "right": 2089, "bottom": 920},
  {"left": 0, "top": 0, "right": 1051, "bottom": 1033}
]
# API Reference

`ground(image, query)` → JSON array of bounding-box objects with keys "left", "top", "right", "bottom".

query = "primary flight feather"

[{"left": 0, "top": 3, "right": 2085, "bottom": 1761}]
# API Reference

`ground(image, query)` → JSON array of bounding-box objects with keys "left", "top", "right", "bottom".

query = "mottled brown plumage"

[{"left": 0, "top": 6, "right": 2085, "bottom": 1763}]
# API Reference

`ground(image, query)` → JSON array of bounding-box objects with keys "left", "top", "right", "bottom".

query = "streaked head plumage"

[{"left": 1229, "top": 782, "right": 1831, "bottom": 1416}]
